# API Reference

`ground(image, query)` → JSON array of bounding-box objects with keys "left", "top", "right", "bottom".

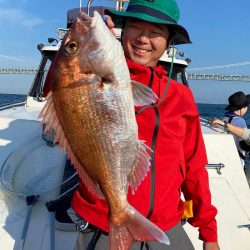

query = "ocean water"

[
  {"left": 0, "top": 93, "right": 250, "bottom": 127},
  {"left": 0, "top": 93, "right": 26, "bottom": 106}
]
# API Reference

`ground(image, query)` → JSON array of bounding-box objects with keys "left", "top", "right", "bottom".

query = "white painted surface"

[
  {"left": 0, "top": 100, "right": 250, "bottom": 250},
  {"left": 184, "top": 131, "right": 250, "bottom": 250},
  {"left": 0, "top": 104, "right": 73, "bottom": 250}
]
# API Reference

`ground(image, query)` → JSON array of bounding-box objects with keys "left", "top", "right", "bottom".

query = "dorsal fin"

[{"left": 39, "top": 92, "right": 104, "bottom": 199}]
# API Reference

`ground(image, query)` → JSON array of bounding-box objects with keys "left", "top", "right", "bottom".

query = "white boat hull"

[
  {"left": 0, "top": 98, "right": 250, "bottom": 250},
  {"left": 184, "top": 132, "right": 250, "bottom": 250}
]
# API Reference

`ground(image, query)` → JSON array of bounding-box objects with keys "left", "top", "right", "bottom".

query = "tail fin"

[{"left": 109, "top": 204, "right": 170, "bottom": 250}]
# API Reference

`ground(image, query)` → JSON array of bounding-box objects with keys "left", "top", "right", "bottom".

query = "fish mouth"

[{"left": 78, "top": 11, "right": 92, "bottom": 22}]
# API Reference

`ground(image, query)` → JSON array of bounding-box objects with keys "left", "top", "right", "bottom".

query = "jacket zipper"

[
  {"left": 147, "top": 106, "right": 160, "bottom": 218},
  {"left": 136, "top": 67, "right": 160, "bottom": 219}
]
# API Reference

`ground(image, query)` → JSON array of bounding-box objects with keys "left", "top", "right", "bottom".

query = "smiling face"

[{"left": 122, "top": 18, "right": 170, "bottom": 67}]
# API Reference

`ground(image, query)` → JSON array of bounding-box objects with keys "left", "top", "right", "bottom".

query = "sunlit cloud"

[
  {"left": 0, "top": 54, "right": 26, "bottom": 62},
  {"left": 0, "top": 8, "right": 43, "bottom": 28}
]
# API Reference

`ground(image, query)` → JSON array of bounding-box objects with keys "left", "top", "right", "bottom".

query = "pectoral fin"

[
  {"left": 129, "top": 140, "right": 152, "bottom": 194},
  {"left": 131, "top": 80, "right": 158, "bottom": 106}
]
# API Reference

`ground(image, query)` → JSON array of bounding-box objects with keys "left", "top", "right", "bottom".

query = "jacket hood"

[{"left": 126, "top": 58, "right": 167, "bottom": 79}]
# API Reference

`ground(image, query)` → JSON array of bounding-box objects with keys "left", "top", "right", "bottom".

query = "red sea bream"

[{"left": 39, "top": 11, "right": 169, "bottom": 250}]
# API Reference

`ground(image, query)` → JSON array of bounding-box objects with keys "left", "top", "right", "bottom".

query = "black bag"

[{"left": 239, "top": 140, "right": 250, "bottom": 152}]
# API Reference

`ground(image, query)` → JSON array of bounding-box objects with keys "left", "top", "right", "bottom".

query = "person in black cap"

[
  {"left": 224, "top": 91, "right": 250, "bottom": 157},
  {"left": 211, "top": 91, "right": 250, "bottom": 166},
  {"left": 210, "top": 109, "right": 250, "bottom": 188},
  {"left": 71, "top": 1, "right": 220, "bottom": 250},
  {"left": 225, "top": 91, "right": 250, "bottom": 113}
]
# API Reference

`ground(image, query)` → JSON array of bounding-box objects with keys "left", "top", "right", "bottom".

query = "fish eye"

[{"left": 65, "top": 41, "right": 77, "bottom": 54}]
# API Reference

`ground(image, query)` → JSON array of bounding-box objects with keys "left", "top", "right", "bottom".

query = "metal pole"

[{"left": 87, "top": 0, "right": 93, "bottom": 15}]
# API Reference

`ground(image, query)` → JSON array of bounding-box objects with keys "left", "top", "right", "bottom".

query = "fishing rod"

[
  {"left": 200, "top": 117, "right": 227, "bottom": 133},
  {"left": 200, "top": 117, "right": 210, "bottom": 125}
]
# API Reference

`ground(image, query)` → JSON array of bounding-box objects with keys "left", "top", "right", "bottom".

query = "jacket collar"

[
  {"left": 126, "top": 58, "right": 167, "bottom": 79},
  {"left": 224, "top": 111, "right": 240, "bottom": 117}
]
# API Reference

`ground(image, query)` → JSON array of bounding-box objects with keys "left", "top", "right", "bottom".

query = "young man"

[
  {"left": 222, "top": 91, "right": 250, "bottom": 159},
  {"left": 71, "top": 0, "right": 220, "bottom": 249},
  {"left": 211, "top": 91, "right": 250, "bottom": 181}
]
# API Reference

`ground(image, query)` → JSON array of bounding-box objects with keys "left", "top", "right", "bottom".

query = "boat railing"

[
  {"left": 0, "top": 101, "right": 26, "bottom": 111},
  {"left": 206, "top": 163, "right": 225, "bottom": 175}
]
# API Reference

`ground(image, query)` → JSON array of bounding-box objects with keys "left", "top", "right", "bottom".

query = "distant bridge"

[
  {"left": 1, "top": 54, "right": 250, "bottom": 82},
  {"left": 2, "top": 68, "right": 250, "bottom": 83},
  {"left": 186, "top": 61, "right": 250, "bottom": 82},
  {"left": 0, "top": 68, "right": 38, "bottom": 74},
  {"left": 187, "top": 73, "right": 250, "bottom": 82}
]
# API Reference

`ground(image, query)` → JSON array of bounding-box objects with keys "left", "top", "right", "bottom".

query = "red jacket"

[{"left": 71, "top": 59, "right": 218, "bottom": 242}]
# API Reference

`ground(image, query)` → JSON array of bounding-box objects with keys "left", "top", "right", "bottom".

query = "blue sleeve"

[{"left": 231, "top": 117, "right": 247, "bottom": 128}]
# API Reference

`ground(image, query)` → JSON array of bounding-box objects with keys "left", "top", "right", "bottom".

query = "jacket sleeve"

[{"left": 181, "top": 91, "right": 218, "bottom": 242}]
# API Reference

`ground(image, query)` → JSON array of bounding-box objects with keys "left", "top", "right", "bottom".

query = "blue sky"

[{"left": 0, "top": 0, "right": 250, "bottom": 103}]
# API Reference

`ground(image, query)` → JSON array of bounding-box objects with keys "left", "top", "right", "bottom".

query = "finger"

[
  {"left": 103, "top": 15, "right": 115, "bottom": 29},
  {"left": 102, "top": 15, "right": 116, "bottom": 36}
]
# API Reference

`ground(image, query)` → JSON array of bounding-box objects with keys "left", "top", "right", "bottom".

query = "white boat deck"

[
  {"left": 184, "top": 128, "right": 250, "bottom": 250},
  {"left": 0, "top": 98, "right": 249, "bottom": 250}
]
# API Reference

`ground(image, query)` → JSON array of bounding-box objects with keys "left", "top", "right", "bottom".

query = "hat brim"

[
  {"left": 225, "top": 103, "right": 249, "bottom": 111},
  {"left": 225, "top": 105, "right": 237, "bottom": 111},
  {"left": 105, "top": 9, "right": 191, "bottom": 45},
  {"left": 247, "top": 95, "right": 250, "bottom": 105}
]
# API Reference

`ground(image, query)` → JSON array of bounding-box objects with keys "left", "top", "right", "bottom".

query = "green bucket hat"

[{"left": 105, "top": 0, "right": 191, "bottom": 45}]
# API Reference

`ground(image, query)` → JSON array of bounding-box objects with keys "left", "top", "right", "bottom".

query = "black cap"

[{"left": 225, "top": 91, "right": 250, "bottom": 111}]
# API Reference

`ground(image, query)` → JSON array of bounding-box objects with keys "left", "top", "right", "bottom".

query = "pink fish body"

[{"left": 39, "top": 11, "right": 169, "bottom": 249}]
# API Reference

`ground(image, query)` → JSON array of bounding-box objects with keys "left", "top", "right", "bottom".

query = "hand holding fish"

[{"left": 102, "top": 15, "right": 116, "bottom": 36}]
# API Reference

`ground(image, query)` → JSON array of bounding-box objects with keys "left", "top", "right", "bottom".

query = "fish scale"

[{"left": 39, "top": 10, "right": 169, "bottom": 249}]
